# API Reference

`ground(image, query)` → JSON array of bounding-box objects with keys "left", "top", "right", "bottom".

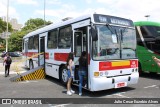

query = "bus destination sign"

[{"left": 94, "top": 14, "right": 134, "bottom": 27}]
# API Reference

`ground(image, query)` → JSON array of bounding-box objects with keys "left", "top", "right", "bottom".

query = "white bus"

[{"left": 22, "top": 13, "right": 139, "bottom": 91}]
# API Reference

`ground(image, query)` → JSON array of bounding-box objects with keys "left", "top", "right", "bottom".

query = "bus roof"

[
  {"left": 134, "top": 21, "right": 160, "bottom": 27},
  {"left": 23, "top": 14, "right": 92, "bottom": 39}
]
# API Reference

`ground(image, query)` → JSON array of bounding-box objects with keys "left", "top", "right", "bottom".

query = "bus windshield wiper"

[
  {"left": 106, "top": 23, "right": 119, "bottom": 41},
  {"left": 106, "top": 23, "right": 116, "bottom": 34}
]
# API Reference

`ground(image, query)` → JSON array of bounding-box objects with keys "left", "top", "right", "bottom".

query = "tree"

[
  {"left": 0, "top": 18, "right": 13, "bottom": 52},
  {"left": 22, "top": 18, "right": 52, "bottom": 32},
  {"left": 8, "top": 18, "right": 52, "bottom": 52},
  {"left": 8, "top": 31, "right": 27, "bottom": 52},
  {"left": 0, "top": 18, "right": 12, "bottom": 33},
  {"left": 0, "top": 38, "right": 5, "bottom": 51}
]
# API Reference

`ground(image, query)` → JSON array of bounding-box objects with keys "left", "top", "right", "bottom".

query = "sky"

[{"left": 0, "top": 0, "right": 160, "bottom": 26}]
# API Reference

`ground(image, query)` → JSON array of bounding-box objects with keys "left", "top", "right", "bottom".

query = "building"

[
  {"left": 10, "top": 18, "right": 23, "bottom": 31},
  {"left": 0, "top": 16, "right": 23, "bottom": 31}
]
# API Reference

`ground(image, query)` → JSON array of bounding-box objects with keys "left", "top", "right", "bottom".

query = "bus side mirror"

[{"left": 90, "top": 27, "right": 98, "bottom": 41}]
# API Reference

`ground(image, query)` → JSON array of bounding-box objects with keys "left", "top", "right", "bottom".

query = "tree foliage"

[
  {"left": 7, "top": 18, "right": 52, "bottom": 52},
  {"left": 0, "top": 18, "right": 13, "bottom": 51},
  {"left": 0, "top": 18, "right": 12, "bottom": 33},
  {"left": 22, "top": 18, "right": 52, "bottom": 32},
  {"left": 8, "top": 31, "right": 27, "bottom": 52}
]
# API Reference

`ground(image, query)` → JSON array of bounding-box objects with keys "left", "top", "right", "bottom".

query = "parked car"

[
  {"left": 1, "top": 52, "right": 6, "bottom": 58},
  {"left": 8, "top": 52, "right": 21, "bottom": 57},
  {"left": 1, "top": 53, "right": 5, "bottom": 58}
]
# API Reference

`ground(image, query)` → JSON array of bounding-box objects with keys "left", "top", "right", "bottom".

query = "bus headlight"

[{"left": 94, "top": 72, "right": 99, "bottom": 77}]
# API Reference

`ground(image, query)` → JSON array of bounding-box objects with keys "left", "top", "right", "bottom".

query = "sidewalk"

[{"left": 0, "top": 58, "right": 27, "bottom": 75}]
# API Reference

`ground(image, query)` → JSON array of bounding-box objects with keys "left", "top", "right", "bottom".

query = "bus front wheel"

[{"left": 60, "top": 66, "right": 68, "bottom": 85}]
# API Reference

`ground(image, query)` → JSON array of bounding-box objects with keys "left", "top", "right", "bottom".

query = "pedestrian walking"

[
  {"left": 66, "top": 52, "right": 75, "bottom": 95},
  {"left": 3, "top": 53, "right": 12, "bottom": 77},
  {"left": 78, "top": 51, "right": 87, "bottom": 96}
]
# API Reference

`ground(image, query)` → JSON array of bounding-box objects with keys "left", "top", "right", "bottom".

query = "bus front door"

[
  {"left": 39, "top": 34, "right": 46, "bottom": 66},
  {"left": 24, "top": 40, "right": 28, "bottom": 67},
  {"left": 74, "top": 31, "right": 83, "bottom": 81},
  {"left": 74, "top": 28, "right": 87, "bottom": 88}
]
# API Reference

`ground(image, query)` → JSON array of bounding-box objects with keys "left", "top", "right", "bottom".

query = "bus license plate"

[{"left": 115, "top": 82, "right": 127, "bottom": 88}]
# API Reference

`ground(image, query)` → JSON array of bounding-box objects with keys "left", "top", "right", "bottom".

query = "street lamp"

[{"left": 145, "top": 15, "right": 150, "bottom": 21}]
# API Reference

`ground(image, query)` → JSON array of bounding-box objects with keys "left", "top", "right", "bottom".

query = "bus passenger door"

[
  {"left": 72, "top": 20, "right": 90, "bottom": 87},
  {"left": 74, "top": 31, "right": 83, "bottom": 81},
  {"left": 24, "top": 40, "right": 28, "bottom": 67},
  {"left": 39, "top": 34, "right": 46, "bottom": 66},
  {"left": 74, "top": 31, "right": 83, "bottom": 58},
  {"left": 73, "top": 28, "right": 88, "bottom": 86}
]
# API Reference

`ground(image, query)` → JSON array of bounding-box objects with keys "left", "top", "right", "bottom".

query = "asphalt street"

[{"left": 0, "top": 60, "right": 160, "bottom": 107}]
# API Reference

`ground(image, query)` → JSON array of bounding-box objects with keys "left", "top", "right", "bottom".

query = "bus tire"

[
  {"left": 29, "top": 60, "right": 34, "bottom": 70},
  {"left": 59, "top": 66, "right": 68, "bottom": 85}
]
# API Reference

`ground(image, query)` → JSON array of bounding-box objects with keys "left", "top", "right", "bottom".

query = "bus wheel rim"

[{"left": 62, "top": 69, "right": 68, "bottom": 82}]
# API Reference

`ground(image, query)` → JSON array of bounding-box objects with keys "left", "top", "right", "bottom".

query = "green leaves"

[
  {"left": 22, "top": 18, "right": 52, "bottom": 32},
  {"left": 7, "top": 18, "right": 52, "bottom": 52},
  {"left": 0, "top": 18, "right": 12, "bottom": 33},
  {"left": 8, "top": 31, "right": 27, "bottom": 51}
]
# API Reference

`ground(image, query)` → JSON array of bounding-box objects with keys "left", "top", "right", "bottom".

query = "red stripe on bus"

[
  {"left": 99, "top": 60, "right": 138, "bottom": 71},
  {"left": 99, "top": 62, "right": 112, "bottom": 71},
  {"left": 54, "top": 53, "right": 69, "bottom": 62},
  {"left": 45, "top": 53, "right": 49, "bottom": 59},
  {"left": 26, "top": 52, "right": 38, "bottom": 58}
]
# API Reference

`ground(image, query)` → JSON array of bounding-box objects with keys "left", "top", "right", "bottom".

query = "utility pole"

[
  {"left": 44, "top": 0, "right": 46, "bottom": 25},
  {"left": 6, "top": 0, "right": 9, "bottom": 52}
]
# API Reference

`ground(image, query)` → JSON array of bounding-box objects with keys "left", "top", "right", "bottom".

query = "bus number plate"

[{"left": 115, "top": 82, "right": 127, "bottom": 88}]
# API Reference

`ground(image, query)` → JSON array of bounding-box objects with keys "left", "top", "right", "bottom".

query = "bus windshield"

[
  {"left": 139, "top": 25, "right": 160, "bottom": 53},
  {"left": 140, "top": 26, "right": 160, "bottom": 37},
  {"left": 92, "top": 24, "right": 136, "bottom": 60}
]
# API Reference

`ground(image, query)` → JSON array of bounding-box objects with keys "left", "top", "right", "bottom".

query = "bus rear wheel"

[{"left": 60, "top": 66, "right": 68, "bottom": 85}]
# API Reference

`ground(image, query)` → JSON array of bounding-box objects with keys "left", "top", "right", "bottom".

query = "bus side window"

[
  {"left": 33, "top": 35, "right": 38, "bottom": 49},
  {"left": 47, "top": 30, "right": 57, "bottom": 49},
  {"left": 28, "top": 37, "right": 34, "bottom": 50},
  {"left": 58, "top": 26, "right": 72, "bottom": 49}
]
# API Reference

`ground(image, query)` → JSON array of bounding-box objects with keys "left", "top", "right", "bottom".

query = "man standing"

[{"left": 3, "top": 53, "right": 12, "bottom": 77}]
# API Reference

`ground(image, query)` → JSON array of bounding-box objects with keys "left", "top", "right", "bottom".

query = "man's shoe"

[{"left": 67, "top": 91, "right": 72, "bottom": 96}]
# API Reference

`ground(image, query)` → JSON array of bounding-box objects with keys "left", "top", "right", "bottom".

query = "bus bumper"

[{"left": 91, "top": 73, "right": 139, "bottom": 91}]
